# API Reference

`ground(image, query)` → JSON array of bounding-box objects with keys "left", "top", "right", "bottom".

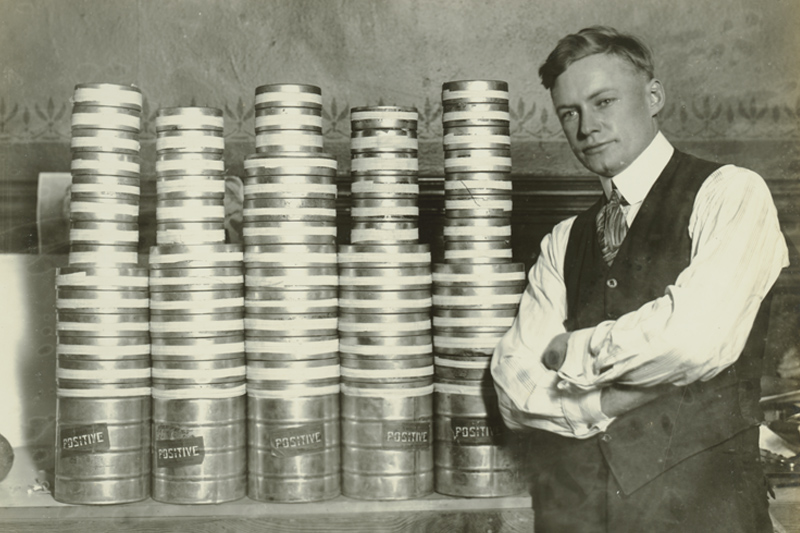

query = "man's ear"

[{"left": 648, "top": 78, "right": 666, "bottom": 116}]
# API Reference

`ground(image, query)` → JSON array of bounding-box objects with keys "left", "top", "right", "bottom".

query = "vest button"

[
  {"left": 606, "top": 278, "right": 618, "bottom": 289},
  {"left": 601, "top": 433, "right": 612, "bottom": 443}
]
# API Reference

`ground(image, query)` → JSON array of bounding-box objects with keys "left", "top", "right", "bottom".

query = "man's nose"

[{"left": 578, "top": 110, "right": 600, "bottom": 138}]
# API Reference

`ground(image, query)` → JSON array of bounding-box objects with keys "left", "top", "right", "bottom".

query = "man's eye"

[
  {"left": 560, "top": 110, "right": 577, "bottom": 121},
  {"left": 598, "top": 98, "right": 614, "bottom": 107}
]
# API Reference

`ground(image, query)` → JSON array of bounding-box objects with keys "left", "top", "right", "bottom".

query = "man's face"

[{"left": 551, "top": 53, "right": 663, "bottom": 177}]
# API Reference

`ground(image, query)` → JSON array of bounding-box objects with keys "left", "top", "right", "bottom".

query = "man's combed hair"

[{"left": 539, "top": 26, "right": 655, "bottom": 90}]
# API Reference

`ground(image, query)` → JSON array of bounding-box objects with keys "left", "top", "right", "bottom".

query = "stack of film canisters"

[
  {"left": 150, "top": 108, "right": 246, "bottom": 504},
  {"left": 68, "top": 83, "right": 143, "bottom": 266},
  {"left": 254, "top": 83, "right": 324, "bottom": 154},
  {"left": 245, "top": 83, "right": 341, "bottom": 503},
  {"left": 55, "top": 83, "right": 151, "bottom": 506},
  {"left": 338, "top": 105, "right": 434, "bottom": 501},
  {"left": 349, "top": 106, "right": 420, "bottom": 244},
  {"left": 432, "top": 80, "right": 526, "bottom": 498},
  {"left": 155, "top": 107, "right": 226, "bottom": 246},
  {"left": 148, "top": 243, "right": 246, "bottom": 504},
  {"left": 441, "top": 80, "right": 513, "bottom": 263}
]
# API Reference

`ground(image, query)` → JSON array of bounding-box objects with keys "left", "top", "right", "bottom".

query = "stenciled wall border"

[{"left": 1, "top": 93, "right": 799, "bottom": 144}]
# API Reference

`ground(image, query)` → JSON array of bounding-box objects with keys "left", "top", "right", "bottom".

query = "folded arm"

[
  {"left": 557, "top": 166, "right": 789, "bottom": 391},
  {"left": 492, "top": 166, "right": 789, "bottom": 439}
]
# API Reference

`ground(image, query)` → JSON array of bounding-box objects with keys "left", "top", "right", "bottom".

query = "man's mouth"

[{"left": 583, "top": 141, "right": 611, "bottom": 155}]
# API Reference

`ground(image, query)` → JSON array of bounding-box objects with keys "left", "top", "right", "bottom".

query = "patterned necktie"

[{"left": 596, "top": 187, "right": 628, "bottom": 266}]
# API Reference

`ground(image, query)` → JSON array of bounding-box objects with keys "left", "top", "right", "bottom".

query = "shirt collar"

[{"left": 599, "top": 131, "right": 674, "bottom": 204}]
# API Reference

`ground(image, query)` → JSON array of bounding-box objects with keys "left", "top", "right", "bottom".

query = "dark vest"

[{"left": 563, "top": 150, "right": 771, "bottom": 495}]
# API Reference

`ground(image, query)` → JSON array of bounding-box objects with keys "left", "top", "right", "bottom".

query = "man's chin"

[{"left": 580, "top": 156, "right": 618, "bottom": 177}]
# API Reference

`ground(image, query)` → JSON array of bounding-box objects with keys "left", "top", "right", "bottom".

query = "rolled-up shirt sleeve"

[
  {"left": 558, "top": 165, "right": 790, "bottom": 390},
  {"left": 491, "top": 217, "right": 613, "bottom": 438}
]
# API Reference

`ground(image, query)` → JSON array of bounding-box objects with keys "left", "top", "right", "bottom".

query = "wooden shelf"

[{"left": 1, "top": 447, "right": 798, "bottom": 533}]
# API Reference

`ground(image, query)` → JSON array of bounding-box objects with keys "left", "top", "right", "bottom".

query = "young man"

[{"left": 491, "top": 26, "right": 789, "bottom": 532}]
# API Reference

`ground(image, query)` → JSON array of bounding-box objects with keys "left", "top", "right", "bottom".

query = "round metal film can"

[
  {"left": 443, "top": 217, "right": 511, "bottom": 242},
  {"left": 71, "top": 104, "right": 141, "bottom": 133},
  {"left": 351, "top": 128, "right": 418, "bottom": 154},
  {"left": 432, "top": 262, "right": 526, "bottom": 286},
  {"left": 432, "top": 329, "right": 508, "bottom": 357},
  {"left": 350, "top": 106, "right": 418, "bottom": 131},
  {"left": 338, "top": 287, "right": 431, "bottom": 314},
  {"left": 157, "top": 174, "right": 226, "bottom": 197},
  {"left": 149, "top": 310, "right": 244, "bottom": 339},
  {"left": 255, "top": 130, "right": 324, "bottom": 154},
  {"left": 57, "top": 310, "right": 149, "bottom": 337},
  {"left": 338, "top": 333, "right": 433, "bottom": 359},
  {"left": 71, "top": 151, "right": 141, "bottom": 177},
  {"left": 350, "top": 179, "right": 419, "bottom": 199},
  {"left": 156, "top": 129, "right": 225, "bottom": 154},
  {"left": 152, "top": 358, "right": 246, "bottom": 388},
  {"left": 246, "top": 288, "right": 337, "bottom": 315},
  {"left": 442, "top": 102, "right": 509, "bottom": 125},
  {"left": 73, "top": 83, "right": 143, "bottom": 111},
  {"left": 245, "top": 310, "right": 338, "bottom": 338},
  {"left": 338, "top": 311, "right": 431, "bottom": 337},
  {"left": 244, "top": 175, "right": 336, "bottom": 199},
  {"left": 255, "top": 83, "right": 323, "bottom": 109},
  {"left": 155, "top": 152, "right": 225, "bottom": 177},
  {"left": 149, "top": 265, "right": 243, "bottom": 292},
  {"left": 246, "top": 335, "right": 339, "bottom": 361},
  {"left": 433, "top": 354, "right": 492, "bottom": 381},
  {"left": 71, "top": 128, "right": 141, "bottom": 154},
  {"left": 244, "top": 244, "right": 337, "bottom": 268},
  {"left": 443, "top": 239, "right": 513, "bottom": 264},
  {"left": 244, "top": 159, "right": 337, "bottom": 179},
  {"left": 338, "top": 243, "right": 430, "bottom": 267},
  {"left": 433, "top": 307, "right": 516, "bottom": 331},
  {"left": 56, "top": 334, "right": 150, "bottom": 359},
  {"left": 56, "top": 286, "right": 148, "bottom": 311},
  {"left": 443, "top": 148, "right": 512, "bottom": 173},
  {"left": 350, "top": 221, "right": 419, "bottom": 244},
  {"left": 69, "top": 198, "right": 140, "bottom": 225},
  {"left": 69, "top": 220, "right": 139, "bottom": 247},
  {"left": 149, "top": 243, "right": 243, "bottom": 269},
  {"left": 56, "top": 357, "right": 151, "bottom": 388},
  {"left": 254, "top": 108, "right": 323, "bottom": 131},
  {"left": 340, "top": 374, "right": 433, "bottom": 500},
  {"left": 155, "top": 107, "right": 224, "bottom": 133},
  {"left": 56, "top": 266, "right": 148, "bottom": 289},
  {"left": 441, "top": 80, "right": 509, "bottom": 104},
  {"left": 54, "top": 392, "right": 150, "bottom": 505},
  {"left": 351, "top": 152, "right": 418, "bottom": 174},
  {"left": 150, "top": 333, "right": 245, "bottom": 361},
  {"left": 338, "top": 265, "right": 431, "bottom": 290},
  {"left": 242, "top": 221, "right": 336, "bottom": 247},
  {"left": 247, "top": 357, "right": 340, "bottom": 502},
  {"left": 245, "top": 266, "right": 338, "bottom": 289},
  {"left": 151, "top": 388, "right": 247, "bottom": 504},
  {"left": 432, "top": 283, "right": 526, "bottom": 310},
  {"left": 434, "top": 379, "right": 525, "bottom": 497},
  {"left": 155, "top": 222, "right": 226, "bottom": 246}
]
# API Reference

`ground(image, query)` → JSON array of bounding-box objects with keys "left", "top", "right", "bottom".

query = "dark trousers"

[{"left": 526, "top": 426, "right": 773, "bottom": 533}]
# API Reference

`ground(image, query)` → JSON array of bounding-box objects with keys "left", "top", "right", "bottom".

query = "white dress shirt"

[{"left": 490, "top": 132, "right": 790, "bottom": 439}]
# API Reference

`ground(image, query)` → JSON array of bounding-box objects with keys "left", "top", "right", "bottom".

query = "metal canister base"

[
  {"left": 54, "top": 395, "right": 151, "bottom": 505},
  {"left": 434, "top": 467, "right": 524, "bottom": 498},
  {"left": 342, "top": 470, "right": 433, "bottom": 501},
  {"left": 54, "top": 474, "right": 150, "bottom": 505}
]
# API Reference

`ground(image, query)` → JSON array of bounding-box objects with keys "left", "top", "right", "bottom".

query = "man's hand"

[{"left": 542, "top": 332, "right": 570, "bottom": 371}]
